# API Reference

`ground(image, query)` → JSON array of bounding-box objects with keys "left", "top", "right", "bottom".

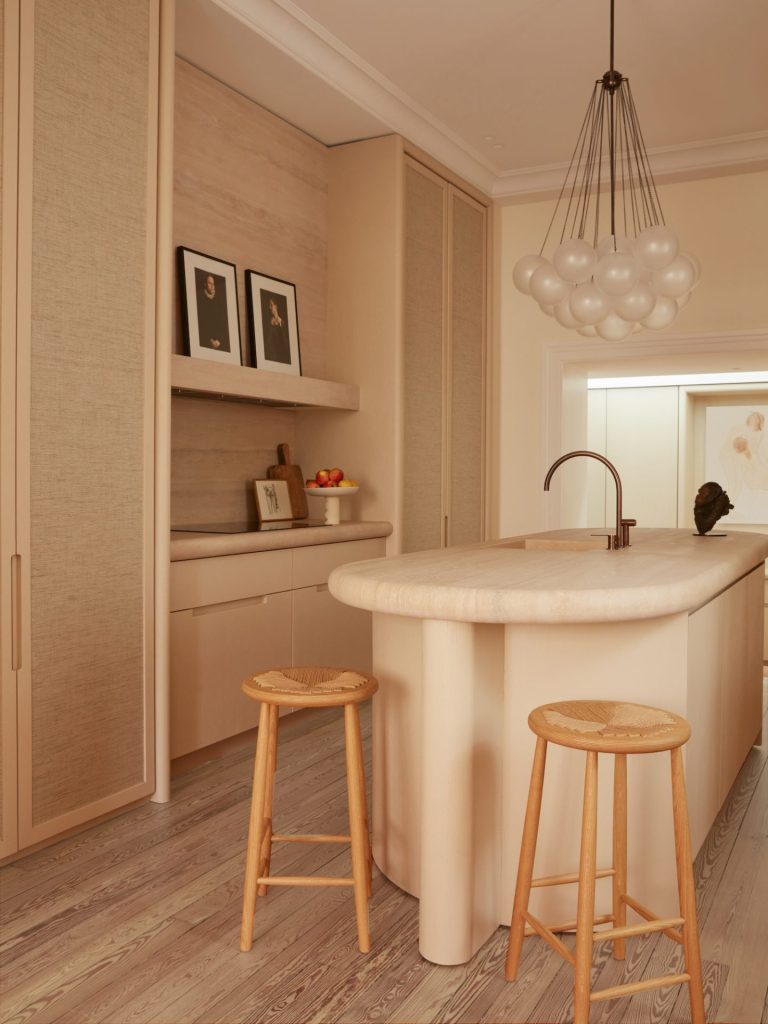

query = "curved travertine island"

[{"left": 329, "top": 528, "right": 768, "bottom": 965}]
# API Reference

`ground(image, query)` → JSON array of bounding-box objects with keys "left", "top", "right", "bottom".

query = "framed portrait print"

[
  {"left": 177, "top": 247, "right": 242, "bottom": 365},
  {"left": 253, "top": 479, "right": 293, "bottom": 523},
  {"left": 246, "top": 270, "right": 301, "bottom": 376}
]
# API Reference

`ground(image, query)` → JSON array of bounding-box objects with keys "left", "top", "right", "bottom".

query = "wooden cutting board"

[{"left": 267, "top": 443, "right": 308, "bottom": 519}]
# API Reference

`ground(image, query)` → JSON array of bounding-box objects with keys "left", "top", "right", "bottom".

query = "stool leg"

[
  {"left": 670, "top": 747, "right": 706, "bottom": 1024},
  {"left": 574, "top": 750, "right": 599, "bottom": 1024},
  {"left": 505, "top": 737, "right": 548, "bottom": 981},
  {"left": 345, "top": 703, "right": 371, "bottom": 953},
  {"left": 612, "top": 752, "right": 627, "bottom": 961},
  {"left": 240, "top": 702, "right": 272, "bottom": 952},
  {"left": 355, "top": 721, "right": 373, "bottom": 897},
  {"left": 258, "top": 704, "right": 279, "bottom": 897}
]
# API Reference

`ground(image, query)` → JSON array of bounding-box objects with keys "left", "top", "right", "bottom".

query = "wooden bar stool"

[
  {"left": 505, "top": 700, "right": 705, "bottom": 1024},
  {"left": 239, "top": 666, "right": 378, "bottom": 954}
]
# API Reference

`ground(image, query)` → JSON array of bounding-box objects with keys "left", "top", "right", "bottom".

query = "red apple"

[
  {"left": 306, "top": 479, "right": 319, "bottom": 488},
  {"left": 328, "top": 467, "right": 344, "bottom": 484},
  {"left": 315, "top": 469, "right": 331, "bottom": 485}
]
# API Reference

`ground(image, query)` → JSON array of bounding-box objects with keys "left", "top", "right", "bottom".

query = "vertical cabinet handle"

[{"left": 11, "top": 554, "right": 21, "bottom": 670}]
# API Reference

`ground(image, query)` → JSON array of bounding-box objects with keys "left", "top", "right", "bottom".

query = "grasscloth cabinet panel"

[
  {"left": 1, "top": 0, "right": 160, "bottom": 854},
  {"left": 402, "top": 159, "right": 487, "bottom": 554}
]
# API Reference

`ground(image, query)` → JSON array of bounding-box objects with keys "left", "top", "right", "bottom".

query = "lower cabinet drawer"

[
  {"left": 170, "top": 590, "right": 292, "bottom": 759},
  {"left": 292, "top": 584, "right": 373, "bottom": 673}
]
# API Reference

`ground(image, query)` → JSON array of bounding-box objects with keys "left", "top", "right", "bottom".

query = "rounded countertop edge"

[
  {"left": 170, "top": 521, "right": 392, "bottom": 561},
  {"left": 327, "top": 528, "right": 768, "bottom": 624}
]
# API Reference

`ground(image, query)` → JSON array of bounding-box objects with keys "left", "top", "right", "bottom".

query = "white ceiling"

[{"left": 176, "top": 0, "right": 768, "bottom": 197}]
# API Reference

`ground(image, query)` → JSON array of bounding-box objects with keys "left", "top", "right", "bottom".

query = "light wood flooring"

[{"left": 1, "top": 691, "right": 766, "bottom": 1024}]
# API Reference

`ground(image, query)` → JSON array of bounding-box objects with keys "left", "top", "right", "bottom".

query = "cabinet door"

[
  {"left": 402, "top": 160, "right": 445, "bottom": 554},
  {"left": 12, "top": 0, "right": 159, "bottom": 847},
  {"left": 170, "top": 591, "right": 292, "bottom": 759},
  {"left": 447, "top": 189, "right": 486, "bottom": 546},
  {"left": 292, "top": 586, "right": 373, "bottom": 673}
]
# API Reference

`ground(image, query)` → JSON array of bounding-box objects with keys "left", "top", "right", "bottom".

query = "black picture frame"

[
  {"left": 177, "top": 246, "right": 242, "bottom": 365},
  {"left": 245, "top": 270, "right": 302, "bottom": 376}
]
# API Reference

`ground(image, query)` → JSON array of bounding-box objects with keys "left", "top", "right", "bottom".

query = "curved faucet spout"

[{"left": 544, "top": 450, "right": 634, "bottom": 550}]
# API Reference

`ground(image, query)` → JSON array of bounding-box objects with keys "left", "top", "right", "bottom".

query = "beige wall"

[
  {"left": 496, "top": 170, "right": 768, "bottom": 537},
  {"left": 171, "top": 59, "right": 329, "bottom": 525}
]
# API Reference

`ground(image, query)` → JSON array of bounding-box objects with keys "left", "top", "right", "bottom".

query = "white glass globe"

[
  {"left": 595, "top": 312, "right": 634, "bottom": 341},
  {"left": 652, "top": 254, "right": 697, "bottom": 298},
  {"left": 553, "top": 297, "right": 581, "bottom": 328},
  {"left": 553, "top": 239, "right": 596, "bottom": 284},
  {"left": 538, "top": 303, "right": 555, "bottom": 317},
  {"left": 596, "top": 234, "right": 634, "bottom": 258},
  {"left": 634, "top": 225, "right": 679, "bottom": 271},
  {"left": 680, "top": 251, "right": 701, "bottom": 286},
  {"left": 577, "top": 325, "right": 598, "bottom": 337},
  {"left": 614, "top": 281, "right": 656, "bottom": 322},
  {"left": 640, "top": 294, "right": 678, "bottom": 330},
  {"left": 594, "top": 252, "right": 639, "bottom": 296},
  {"left": 513, "top": 254, "right": 547, "bottom": 295},
  {"left": 529, "top": 263, "right": 572, "bottom": 306},
  {"left": 677, "top": 291, "right": 691, "bottom": 309},
  {"left": 569, "top": 282, "right": 611, "bottom": 325}
]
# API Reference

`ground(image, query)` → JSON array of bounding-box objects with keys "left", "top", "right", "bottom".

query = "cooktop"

[{"left": 172, "top": 520, "right": 325, "bottom": 534}]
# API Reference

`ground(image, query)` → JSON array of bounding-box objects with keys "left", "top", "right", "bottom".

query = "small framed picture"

[
  {"left": 253, "top": 479, "right": 293, "bottom": 523},
  {"left": 177, "top": 246, "right": 242, "bottom": 365},
  {"left": 245, "top": 270, "right": 301, "bottom": 376}
]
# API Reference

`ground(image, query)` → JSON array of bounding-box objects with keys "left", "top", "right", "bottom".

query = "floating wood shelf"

[{"left": 170, "top": 354, "right": 359, "bottom": 410}]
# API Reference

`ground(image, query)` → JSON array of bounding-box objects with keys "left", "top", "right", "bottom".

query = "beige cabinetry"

[
  {"left": 402, "top": 159, "right": 487, "bottom": 553},
  {"left": 169, "top": 539, "right": 384, "bottom": 759},
  {"left": 296, "top": 135, "right": 489, "bottom": 557},
  {"left": 0, "top": 0, "right": 162, "bottom": 857}
]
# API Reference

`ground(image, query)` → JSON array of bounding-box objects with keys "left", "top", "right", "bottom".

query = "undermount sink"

[{"left": 500, "top": 536, "right": 610, "bottom": 552}]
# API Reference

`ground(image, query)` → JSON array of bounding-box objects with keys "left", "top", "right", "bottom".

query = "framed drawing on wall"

[
  {"left": 253, "top": 479, "right": 293, "bottom": 523},
  {"left": 705, "top": 404, "right": 768, "bottom": 524},
  {"left": 177, "top": 247, "right": 242, "bottom": 365},
  {"left": 246, "top": 270, "right": 301, "bottom": 376}
]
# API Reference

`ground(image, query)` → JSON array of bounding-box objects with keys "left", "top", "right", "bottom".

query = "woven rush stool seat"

[
  {"left": 240, "top": 666, "right": 378, "bottom": 955},
  {"left": 505, "top": 699, "right": 705, "bottom": 1024}
]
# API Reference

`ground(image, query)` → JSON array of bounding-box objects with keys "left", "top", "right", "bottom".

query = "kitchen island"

[{"left": 329, "top": 527, "right": 767, "bottom": 964}]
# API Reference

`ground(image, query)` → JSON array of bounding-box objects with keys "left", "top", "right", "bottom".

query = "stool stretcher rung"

[
  {"left": 590, "top": 972, "right": 691, "bottom": 1002},
  {"left": 271, "top": 833, "right": 351, "bottom": 844},
  {"left": 531, "top": 867, "right": 615, "bottom": 889},
  {"left": 623, "top": 894, "right": 684, "bottom": 944},
  {"left": 525, "top": 913, "right": 612, "bottom": 937},
  {"left": 523, "top": 911, "right": 576, "bottom": 965},
  {"left": 256, "top": 876, "right": 354, "bottom": 887},
  {"left": 594, "top": 917, "right": 684, "bottom": 942}
]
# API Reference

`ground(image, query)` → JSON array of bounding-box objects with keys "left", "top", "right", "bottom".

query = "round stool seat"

[
  {"left": 242, "top": 666, "right": 378, "bottom": 708},
  {"left": 528, "top": 700, "right": 690, "bottom": 754}
]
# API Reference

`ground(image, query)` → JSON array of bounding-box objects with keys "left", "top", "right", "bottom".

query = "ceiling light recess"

[{"left": 513, "top": 0, "right": 700, "bottom": 340}]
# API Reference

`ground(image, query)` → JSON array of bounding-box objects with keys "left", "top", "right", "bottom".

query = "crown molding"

[
  {"left": 494, "top": 132, "right": 768, "bottom": 202},
  {"left": 543, "top": 329, "right": 768, "bottom": 367},
  {"left": 211, "top": 0, "right": 497, "bottom": 195}
]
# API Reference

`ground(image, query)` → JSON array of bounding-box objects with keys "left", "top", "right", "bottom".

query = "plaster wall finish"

[{"left": 496, "top": 170, "right": 768, "bottom": 538}]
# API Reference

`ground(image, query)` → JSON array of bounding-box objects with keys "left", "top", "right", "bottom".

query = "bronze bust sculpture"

[{"left": 693, "top": 482, "right": 734, "bottom": 535}]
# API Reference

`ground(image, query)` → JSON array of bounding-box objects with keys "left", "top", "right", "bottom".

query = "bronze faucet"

[{"left": 544, "top": 451, "right": 636, "bottom": 550}]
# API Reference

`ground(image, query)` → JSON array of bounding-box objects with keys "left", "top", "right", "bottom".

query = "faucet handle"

[{"left": 620, "top": 518, "right": 637, "bottom": 547}]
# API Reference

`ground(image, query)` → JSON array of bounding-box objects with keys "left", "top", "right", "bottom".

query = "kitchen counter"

[
  {"left": 170, "top": 520, "right": 392, "bottom": 561},
  {"left": 329, "top": 527, "right": 767, "bottom": 965},
  {"left": 329, "top": 526, "right": 767, "bottom": 623}
]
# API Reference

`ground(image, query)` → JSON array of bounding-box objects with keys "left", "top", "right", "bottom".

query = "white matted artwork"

[
  {"left": 704, "top": 405, "right": 768, "bottom": 524},
  {"left": 253, "top": 478, "right": 293, "bottom": 523}
]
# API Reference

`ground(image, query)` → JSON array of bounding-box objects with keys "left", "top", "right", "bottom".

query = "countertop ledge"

[
  {"left": 171, "top": 521, "right": 392, "bottom": 561},
  {"left": 328, "top": 527, "right": 768, "bottom": 624}
]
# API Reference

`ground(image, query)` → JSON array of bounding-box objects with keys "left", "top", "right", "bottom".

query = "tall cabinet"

[
  {"left": 296, "top": 135, "right": 489, "bottom": 555},
  {"left": 0, "top": 0, "right": 162, "bottom": 857}
]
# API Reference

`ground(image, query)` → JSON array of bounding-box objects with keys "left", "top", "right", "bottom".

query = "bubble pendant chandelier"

[{"left": 513, "top": 0, "right": 700, "bottom": 340}]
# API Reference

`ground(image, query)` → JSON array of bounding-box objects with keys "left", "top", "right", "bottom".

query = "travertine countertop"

[
  {"left": 328, "top": 527, "right": 768, "bottom": 624},
  {"left": 170, "top": 521, "right": 392, "bottom": 561}
]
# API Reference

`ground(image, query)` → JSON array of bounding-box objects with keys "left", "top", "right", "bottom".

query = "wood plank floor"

[{"left": 1, "top": 688, "right": 766, "bottom": 1024}]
